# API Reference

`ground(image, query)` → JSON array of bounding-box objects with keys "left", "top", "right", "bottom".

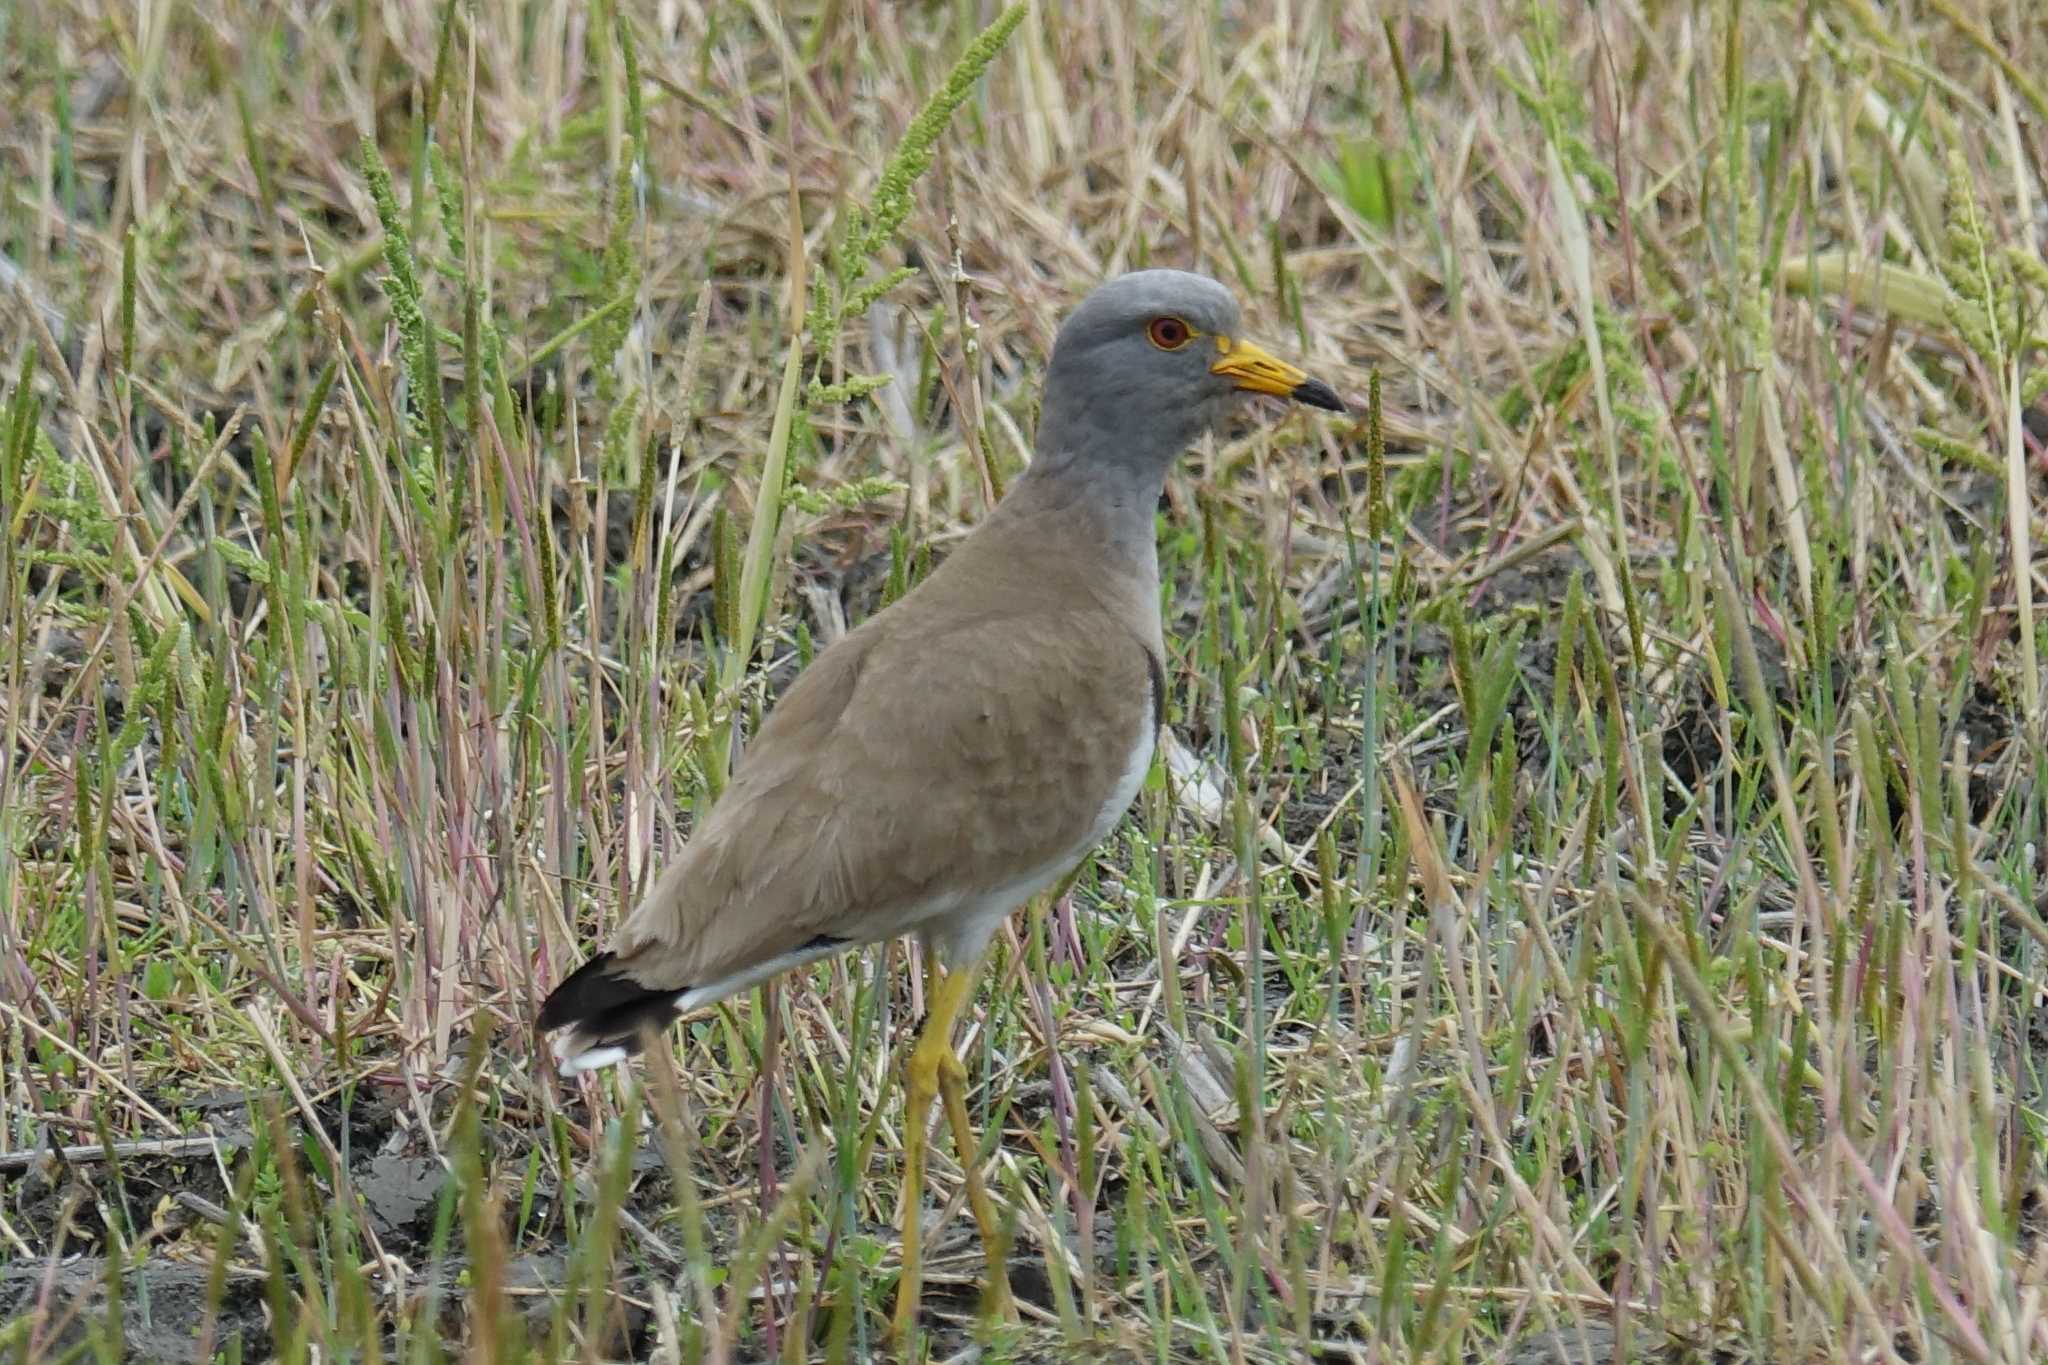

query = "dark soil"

[{"left": 0, "top": 1257, "right": 271, "bottom": 1361}]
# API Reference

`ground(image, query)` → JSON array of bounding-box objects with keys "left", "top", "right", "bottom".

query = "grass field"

[{"left": 5, "top": 0, "right": 2048, "bottom": 1360}]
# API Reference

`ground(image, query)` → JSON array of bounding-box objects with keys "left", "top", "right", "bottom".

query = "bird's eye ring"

[{"left": 1147, "top": 316, "right": 1194, "bottom": 350}]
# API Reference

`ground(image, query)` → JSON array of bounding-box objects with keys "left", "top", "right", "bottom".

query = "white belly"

[
  {"left": 1083, "top": 712, "right": 1157, "bottom": 852},
  {"left": 921, "top": 716, "right": 1157, "bottom": 967}
]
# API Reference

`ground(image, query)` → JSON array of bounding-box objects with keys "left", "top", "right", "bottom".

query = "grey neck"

[
  {"left": 1001, "top": 378, "right": 1211, "bottom": 581},
  {"left": 998, "top": 448, "right": 1166, "bottom": 583}
]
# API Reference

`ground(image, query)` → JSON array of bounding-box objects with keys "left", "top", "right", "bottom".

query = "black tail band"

[{"left": 538, "top": 952, "right": 682, "bottom": 1051}]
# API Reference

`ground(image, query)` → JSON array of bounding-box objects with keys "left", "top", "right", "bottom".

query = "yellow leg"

[
  {"left": 938, "top": 1046, "right": 1016, "bottom": 1320},
  {"left": 890, "top": 956, "right": 989, "bottom": 1343}
]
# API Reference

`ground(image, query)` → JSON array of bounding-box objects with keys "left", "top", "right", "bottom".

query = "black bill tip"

[{"left": 1290, "top": 378, "right": 1347, "bottom": 413}]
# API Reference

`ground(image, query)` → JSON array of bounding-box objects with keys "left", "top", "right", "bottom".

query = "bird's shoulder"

[{"left": 761, "top": 524, "right": 1156, "bottom": 756}]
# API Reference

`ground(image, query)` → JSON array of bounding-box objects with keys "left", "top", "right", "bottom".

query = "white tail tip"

[{"left": 552, "top": 1037, "right": 630, "bottom": 1076}]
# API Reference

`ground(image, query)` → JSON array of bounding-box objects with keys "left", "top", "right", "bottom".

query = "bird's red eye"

[{"left": 1147, "top": 316, "right": 1193, "bottom": 350}]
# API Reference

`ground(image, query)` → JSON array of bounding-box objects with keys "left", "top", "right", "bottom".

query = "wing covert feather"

[{"left": 607, "top": 596, "right": 1152, "bottom": 991}]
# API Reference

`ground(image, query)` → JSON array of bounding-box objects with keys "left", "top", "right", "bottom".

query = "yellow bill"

[{"left": 1211, "top": 336, "right": 1346, "bottom": 411}]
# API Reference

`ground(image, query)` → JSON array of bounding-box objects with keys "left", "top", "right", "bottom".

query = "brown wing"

[{"left": 605, "top": 564, "right": 1153, "bottom": 992}]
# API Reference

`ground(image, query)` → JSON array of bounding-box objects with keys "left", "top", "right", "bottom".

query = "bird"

[{"left": 537, "top": 267, "right": 1344, "bottom": 1338}]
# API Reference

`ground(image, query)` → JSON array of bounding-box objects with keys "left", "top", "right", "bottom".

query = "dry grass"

[{"left": 4, "top": 0, "right": 2048, "bottom": 1361}]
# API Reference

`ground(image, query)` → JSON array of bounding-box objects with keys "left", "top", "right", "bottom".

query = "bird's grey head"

[{"left": 1031, "top": 269, "right": 1343, "bottom": 494}]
